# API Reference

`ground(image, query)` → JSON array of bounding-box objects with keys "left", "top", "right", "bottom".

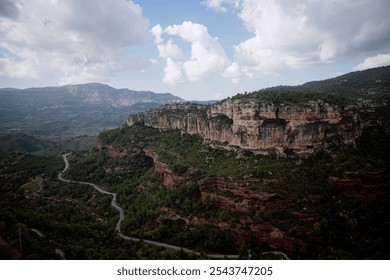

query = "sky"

[{"left": 1, "top": 0, "right": 390, "bottom": 100}]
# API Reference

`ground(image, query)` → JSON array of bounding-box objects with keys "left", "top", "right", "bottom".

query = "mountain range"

[
  {"left": 0, "top": 83, "right": 182, "bottom": 141},
  {"left": 1, "top": 66, "right": 389, "bottom": 155},
  {"left": 0, "top": 83, "right": 182, "bottom": 108}
]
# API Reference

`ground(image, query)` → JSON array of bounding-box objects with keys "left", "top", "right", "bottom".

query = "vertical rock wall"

[{"left": 127, "top": 98, "right": 378, "bottom": 156}]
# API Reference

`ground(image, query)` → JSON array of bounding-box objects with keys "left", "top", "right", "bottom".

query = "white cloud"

[
  {"left": 353, "top": 53, "right": 390, "bottom": 71},
  {"left": 223, "top": 62, "right": 241, "bottom": 84},
  {"left": 163, "top": 58, "right": 184, "bottom": 85},
  {"left": 152, "top": 21, "right": 229, "bottom": 85},
  {"left": 151, "top": 24, "right": 163, "bottom": 44},
  {"left": 0, "top": 0, "right": 149, "bottom": 84},
  {"left": 205, "top": 0, "right": 240, "bottom": 13},
  {"left": 222, "top": 0, "right": 390, "bottom": 82},
  {"left": 157, "top": 39, "right": 184, "bottom": 60}
]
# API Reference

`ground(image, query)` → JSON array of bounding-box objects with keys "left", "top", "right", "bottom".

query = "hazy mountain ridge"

[
  {"left": 0, "top": 83, "right": 182, "bottom": 108},
  {"left": 0, "top": 83, "right": 183, "bottom": 141}
]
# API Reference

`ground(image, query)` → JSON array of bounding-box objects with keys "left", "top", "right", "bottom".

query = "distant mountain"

[
  {"left": 0, "top": 83, "right": 182, "bottom": 109},
  {"left": 64, "top": 83, "right": 182, "bottom": 107},
  {"left": 0, "top": 83, "right": 183, "bottom": 139},
  {"left": 265, "top": 66, "right": 390, "bottom": 99}
]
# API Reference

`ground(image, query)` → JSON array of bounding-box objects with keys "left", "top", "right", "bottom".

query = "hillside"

[
  {"left": 0, "top": 133, "right": 57, "bottom": 155},
  {"left": 267, "top": 66, "right": 390, "bottom": 99},
  {"left": 75, "top": 110, "right": 389, "bottom": 259}
]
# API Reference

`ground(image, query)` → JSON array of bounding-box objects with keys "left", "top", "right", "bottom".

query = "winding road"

[{"left": 58, "top": 153, "right": 289, "bottom": 260}]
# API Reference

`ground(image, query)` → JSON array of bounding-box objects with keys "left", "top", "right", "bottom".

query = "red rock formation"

[
  {"left": 329, "top": 175, "right": 389, "bottom": 204},
  {"left": 144, "top": 149, "right": 190, "bottom": 188},
  {"left": 157, "top": 207, "right": 296, "bottom": 251},
  {"left": 198, "top": 177, "right": 293, "bottom": 212}
]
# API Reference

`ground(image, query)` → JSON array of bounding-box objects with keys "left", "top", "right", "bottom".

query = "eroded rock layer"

[{"left": 128, "top": 97, "right": 384, "bottom": 156}]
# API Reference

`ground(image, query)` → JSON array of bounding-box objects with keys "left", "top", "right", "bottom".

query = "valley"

[
  {"left": 1, "top": 67, "right": 389, "bottom": 260},
  {"left": 0, "top": 83, "right": 183, "bottom": 155}
]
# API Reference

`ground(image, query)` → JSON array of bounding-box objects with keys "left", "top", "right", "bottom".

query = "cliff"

[
  {"left": 94, "top": 102, "right": 390, "bottom": 258},
  {"left": 127, "top": 93, "right": 386, "bottom": 156},
  {"left": 144, "top": 149, "right": 191, "bottom": 188}
]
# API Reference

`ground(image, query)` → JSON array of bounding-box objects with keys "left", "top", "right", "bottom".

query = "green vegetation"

[
  {"left": 208, "top": 114, "right": 233, "bottom": 128},
  {"left": 232, "top": 89, "right": 351, "bottom": 107},
  {"left": 262, "top": 65, "right": 390, "bottom": 100},
  {"left": 150, "top": 129, "right": 297, "bottom": 180},
  {"left": 2, "top": 154, "right": 63, "bottom": 179},
  {"left": 0, "top": 154, "right": 199, "bottom": 259}
]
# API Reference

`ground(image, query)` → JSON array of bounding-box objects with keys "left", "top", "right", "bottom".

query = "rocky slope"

[{"left": 128, "top": 94, "right": 386, "bottom": 156}]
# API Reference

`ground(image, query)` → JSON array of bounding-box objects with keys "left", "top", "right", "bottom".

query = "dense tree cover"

[
  {"left": 232, "top": 89, "right": 351, "bottom": 107},
  {"left": 0, "top": 154, "right": 198, "bottom": 259}
]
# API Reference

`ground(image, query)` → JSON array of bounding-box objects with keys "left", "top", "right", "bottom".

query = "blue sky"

[{"left": 1, "top": 0, "right": 390, "bottom": 100}]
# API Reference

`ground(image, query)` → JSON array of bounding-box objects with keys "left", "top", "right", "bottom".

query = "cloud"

[
  {"left": 0, "top": 0, "right": 149, "bottom": 84},
  {"left": 220, "top": 0, "right": 390, "bottom": 82},
  {"left": 152, "top": 21, "right": 229, "bottom": 85},
  {"left": 163, "top": 58, "right": 184, "bottom": 85},
  {"left": 0, "top": 0, "right": 19, "bottom": 19},
  {"left": 157, "top": 39, "right": 184, "bottom": 60},
  {"left": 353, "top": 53, "right": 390, "bottom": 71},
  {"left": 204, "top": 0, "right": 240, "bottom": 13}
]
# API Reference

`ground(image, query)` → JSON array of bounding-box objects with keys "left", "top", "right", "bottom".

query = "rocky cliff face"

[
  {"left": 144, "top": 149, "right": 191, "bottom": 188},
  {"left": 128, "top": 97, "right": 384, "bottom": 156}
]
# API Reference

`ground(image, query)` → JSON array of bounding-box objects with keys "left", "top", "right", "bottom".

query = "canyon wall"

[{"left": 127, "top": 97, "right": 382, "bottom": 156}]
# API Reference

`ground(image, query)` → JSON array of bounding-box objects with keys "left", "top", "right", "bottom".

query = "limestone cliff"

[{"left": 127, "top": 94, "right": 385, "bottom": 156}]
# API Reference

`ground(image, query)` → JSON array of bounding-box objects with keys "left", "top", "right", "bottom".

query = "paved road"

[
  {"left": 59, "top": 153, "right": 289, "bottom": 260},
  {"left": 59, "top": 153, "right": 125, "bottom": 232}
]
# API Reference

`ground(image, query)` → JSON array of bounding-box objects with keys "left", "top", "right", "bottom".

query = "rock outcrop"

[
  {"left": 96, "top": 140, "right": 129, "bottom": 158},
  {"left": 128, "top": 97, "right": 384, "bottom": 156},
  {"left": 158, "top": 206, "right": 297, "bottom": 250},
  {"left": 198, "top": 177, "right": 292, "bottom": 213},
  {"left": 144, "top": 149, "right": 191, "bottom": 188}
]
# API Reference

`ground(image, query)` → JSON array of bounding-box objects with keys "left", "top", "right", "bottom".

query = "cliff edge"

[{"left": 128, "top": 91, "right": 387, "bottom": 156}]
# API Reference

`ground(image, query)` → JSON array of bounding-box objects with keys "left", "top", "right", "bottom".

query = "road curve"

[{"left": 58, "top": 153, "right": 289, "bottom": 260}]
